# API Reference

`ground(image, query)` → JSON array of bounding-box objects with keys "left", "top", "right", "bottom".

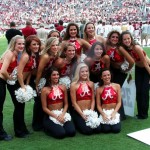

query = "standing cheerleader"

[{"left": 0, "top": 35, "right": 24, "bottom": 140}]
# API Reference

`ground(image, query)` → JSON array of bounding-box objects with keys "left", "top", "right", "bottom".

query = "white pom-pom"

[
  {"left": 59, "top": 76, "right": 71, "bottom": 89},
  {"left": 49, "top": 109, "right": 71, "bottom": 126},
  {"left": 121, "top": 60, "right": 129, "bottom": 71},
  {"left": 37, "top": 78, "right": 46, "bottom": 92},
  {"left": 15, "top": 85, "right": 37, "bottom": 103},
  {"left": 7, "top": 67, "right": 17, "bottom": 85},
  {"left": 83, "top": 109, "right": 101, "bottom": 129},
  {"left": 99, "top": 109, "right": 120, "bottom": 125},
  {"left": 80, "top": 54, "right": 87, "bottom": 63}
]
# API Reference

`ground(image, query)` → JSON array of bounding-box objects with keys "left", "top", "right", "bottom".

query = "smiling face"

[
  {"left": 65, "top": 45, "right": 76, "bottom": 60},
  {"left": 122, "top": 33, "right": 132, "bottom": 47},
  {"left": 29, "top": 40, "right": 40, "bottom": 53},
  {"left": 69, "top": 25, "right": 77, "bottom": 38},
  {"left": 85, "top": 23, "right": 95, "bottom": 37},
  {"left": 15, "top": 38, "right": 25, "bottom": 52},
  {"left": 101, "top": 70, "right": 111, "bottom": 85},
  {"left": 79, "top": 66, "right": 89, "bottom": 81},
  {"left": 109, "top": 33, "right": 119, "bottom": 45},
  {"left": 94, "top": 44, "right": 103, "bottom": 58},
  {"left": 50, "top": 70, "right": 60, "bottom": 84}
]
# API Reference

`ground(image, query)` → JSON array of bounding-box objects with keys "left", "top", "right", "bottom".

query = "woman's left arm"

[
  {"left": 61, "top": 85, "right": 68, "bottom": 115},
  {"left": 119, "top": 46, "right": 135, "bottom": 70},
  {"left": 80, "top": 39, "right": 91, "bottom": 54},
  {"left": 90, "top": 81, "right": 95, "bottom": 110},
  {"left": 111, "top": 84, "right": 121, "bottom": 119},
  {"left": 135, "top": 45, "right": 150, "bottom": 74}
]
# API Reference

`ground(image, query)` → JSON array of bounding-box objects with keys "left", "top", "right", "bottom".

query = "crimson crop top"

[
  {"left": 0, "top": 58, "right": 17, "bottom": 74},
  {"left": 89, "top": 39, "right": 97, "bottom": 45},
  {"left": 69, "top": 39, "right": 82, "bottom": 55},
  {"left": 60, "top": 63, "right": 72, "bottom": 77},
  {"left": 107, "top": 48, "right": 124, "bottom": 62},
  {"left": 23, "top": 56, "right": 35, "bottom": 72},
  {"left": 76, "top": 82, "right": 92, "bottom": 101},
  {"left": 127, "top": 49, "right": 146, "bottom": 62},
  {"left": 101, "top": 85, "right": 117, "bottom": 104},
  {"left": 47, "top": 86, "right": 64, "bottom": 105},
  {"left": 45, "top": 58, "right": 55, "bottom": 70},
  {"left": 90, "top": 60, "right": 105, "bottom": 73}
]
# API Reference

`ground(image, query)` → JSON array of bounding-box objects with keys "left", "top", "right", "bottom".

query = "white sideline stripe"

[{"left": 127, "top": 128, "right": 150, "bottom": 145}]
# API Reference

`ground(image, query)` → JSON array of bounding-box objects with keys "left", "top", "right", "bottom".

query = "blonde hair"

[
  {"left": 0, "top": 35, "right": 24, "bottom": 59},
  {"left": 72, "top": 63, "right": 89, "bottom": 83},
  {"left": 40, "top": 37, "right": 58, "bottom": 55}
]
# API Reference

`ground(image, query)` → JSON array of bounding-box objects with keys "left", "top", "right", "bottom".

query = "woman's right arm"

[
  {"left": 35, "top": 55, "right": 48, "bottom": 87},
  {"left": 96, "top": 87, "right": 109, "bottom": 122},
  {"left": 1, "top": 51, "right": 13, "bottom": 80},
  {"left": 70, "top": 82, "right": 87, "bottom": 120},
  {"left": 41, "top": 87, "right": 58, "bottom": 118},
  {"left": 17, "top": 53, "right": 29, "bottom": 89}
]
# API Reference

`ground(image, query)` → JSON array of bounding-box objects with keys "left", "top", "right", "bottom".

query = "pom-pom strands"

[
  {"left": 15, "top": 85, "right": 37, "bottom": 103},
  {"left": 49, "top": 109, "right": 71, "bottom": 126},
  {"left": 83, "top": 109, "right": 101, "bottom": 129}
]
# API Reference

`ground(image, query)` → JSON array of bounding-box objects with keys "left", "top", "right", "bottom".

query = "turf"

[{"left": 0, "top": 37, "right": 150, "bottom": 150}]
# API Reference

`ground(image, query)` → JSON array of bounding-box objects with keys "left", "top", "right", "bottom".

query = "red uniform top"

[
  {"left": 23, "top": 56, "right": 35, "bottom": 72},
  {"left": 89, "top": 39, "right": 97, "bottom": 45},
  {"left": 101, "top": 85, "right": 118, "bottom": 104},
  {"left": 90, "top": 60, "right": 105, "bottom": 73},
  {"left": 56, "top": 25, "right": 64, "bottom": 32},
  {"left": 107, "top": 48, "right": 124, "bottom": 62},
  {"left": 0, "top": 58, "right": 17, "bottom": 74},
  {"left": 69, "top": 39, "right": 82, "bottom": 55},
  {"left": 47, "top": 85, "right": 64, "bottom": 105},
  {"left": 44, "top": 58, "right": 55, "bottom": 70},
  {"left": 59, "top": 63, "right": 72, "bottom": 77},
  {"left": 127, "top": 49, "right": 146, "bottom": 62},
  {"left": 22, "top": 26, "right": 36, "bottom": 38},
  {"left": 76, "top": 82, "right": 92, "bottom": 101}
]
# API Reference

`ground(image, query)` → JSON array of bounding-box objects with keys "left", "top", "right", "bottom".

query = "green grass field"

[{"left": 0, "top": 37, "right": 150, "bottom": 150}]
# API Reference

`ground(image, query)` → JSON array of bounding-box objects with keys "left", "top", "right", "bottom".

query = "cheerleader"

[
  {"left": 84, "top": 41, "right": 110, "bottom": 83},
  {"left": 41, "top": 67, "right": 76, "bottom": 139},
  {"left": 96, "top": 68, "right": 121, "bottom": 133},
  {"left": 0, "top": 35, "right": 24, "bottom": 140},
  {"left": 120, "top": 31, "right": 150, "bottom": 119},
  {"left": 70, "top": 63, "right": 101, "bottom": 135}
]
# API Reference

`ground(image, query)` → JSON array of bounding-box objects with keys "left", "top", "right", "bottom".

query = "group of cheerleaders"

[{"left": 0, "top": 22, "right": 150, "bottom": 140}]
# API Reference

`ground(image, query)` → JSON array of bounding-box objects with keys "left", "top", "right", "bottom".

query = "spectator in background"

[
  {"left": 141, "top": 22, "right": 149, "bottom": 46},
  {"left": 22, "top": 21, "right": 37, "bottom": 39},
  {"left": 36, "top": 23, "right": 48, "bottom": 43},
  {"left": 56, "top": 20, "right": 64, "bottom": 32},
  {"left": 5, "top": 21, "right": 22, "bottom": 44}
]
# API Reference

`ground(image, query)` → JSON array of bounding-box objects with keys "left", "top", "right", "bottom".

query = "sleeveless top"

[
  {"left": 47, "top": 85, "right": 64, "bottom": 105},
  {"left": 89, "top": 39, "right": 97, "bottom": 45},
  {"left": 23, "top": 56, "right": 36, "bottom": 72},
  {"left": 59, "top": 63, "right": 72, "bottom": 77},
  {"left": 76, "top": 82, "right": 92, "bottom": 101},
  {"left": 0, "top": 57, "right": 17, "bottom": 74},
  {"left": 127, "top": 49, "right": 146, "bottom": 62},
  {"left": 44, "top": 57, "right": 55, "bottom": 70},
  {"left": 90, "top": 60, "right": 105, "bottom": 73},
  {"left": 107, "top": 47, "right": 124, "bottom": 62},
  {"left": 101, "top": 85, "right": 118, "bottom": 104},
  {"left": 69, "top": 39, "right": 82, "bottom": 56}
]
